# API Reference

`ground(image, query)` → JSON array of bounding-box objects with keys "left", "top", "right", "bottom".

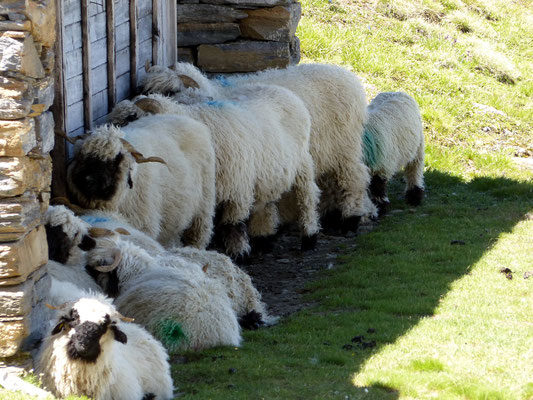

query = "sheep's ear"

[
  {"left": 78, "top": 235, "right": 96, "bottom": 251},
  {"left": 111, "top": 325, "right": 127, "bottom": 344},
  {"left": 178, "top": 74, "right": 200, "bottom": 89}
]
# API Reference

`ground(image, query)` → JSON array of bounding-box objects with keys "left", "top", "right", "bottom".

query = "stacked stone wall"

[
  {"left": 177, "top": 0, "right": 302, "bottom": 72},
  {"left": 0, "top": 0, "right": 55, "bottom": 363}
]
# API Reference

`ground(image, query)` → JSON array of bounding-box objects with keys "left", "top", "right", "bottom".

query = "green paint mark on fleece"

[
  {"left": 362, "top": 125, "right": 380, "bottom": 170},
  {"left": 155, "top": 319, "right": 187, "bottom": 352}
]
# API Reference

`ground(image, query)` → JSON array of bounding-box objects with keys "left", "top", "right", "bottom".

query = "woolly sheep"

[
  {"left": 67, "top": 113, "right": 216, "bottom": 249},
  {"left": 36, "top": 280, "right": 173, "bottom": 400},
  {"left": 85, "top": 236, "right": 242, "bottom": 352},
  {"left": 141, "top": 63, "right": 378, "bottom": 233},
  {"left": 362, "top": 91, "right": 425, "bottom": 214},
  {"left": 107, "top": 86, "right": 320, "bottom": 259}
]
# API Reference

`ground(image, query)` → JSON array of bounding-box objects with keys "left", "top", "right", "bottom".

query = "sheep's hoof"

[
  {"left": 377, "top": 200, "right": 391, "bottom": 217},
  {"left": 320, "top": 210, "right": 343, "bottom": 235},
  {"left": 250, "top": 235, "right": 276, "bottom": 255},
  {"left": 238, "top": 310, "right": 265, "bottom": 330},
  {"left": 341, "top": 215, "right": 361, "bottom": 234},
  {"left": 301, "top": 233, "right": 318, "bottom": 251},
  {"left": 405, "top": 186, "right": 424, "bottom": 206}
]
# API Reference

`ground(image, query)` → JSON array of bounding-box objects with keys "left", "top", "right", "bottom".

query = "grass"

[{"left": 2, "top": 0, "right": 532, "bottom": 399}]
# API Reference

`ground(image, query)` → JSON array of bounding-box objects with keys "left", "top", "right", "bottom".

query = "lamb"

[
  {"left": 46, "top": 202, "right": 275, "bottom": 329},
  {"left": 362, "top": 91, "right": 425, "bottom": 214},
  {"left": 66, "top": 113, "right": 216, "bottom": 249},
  {"left": 36, "top": 280, "right": 173, "bottom": 400},
  {"left": 107, "top": 86, "right": 320, "bottom": 259},
  {"left": 85, "top": 236, "right": 242, "bottom": 352},
  {"left": 141, "top": 62, "right": 378, "bottom": 233}
]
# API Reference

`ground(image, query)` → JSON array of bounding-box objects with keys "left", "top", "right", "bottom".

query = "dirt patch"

[{"left": 242, "top": 221, "right": 377, "bottom": 318}]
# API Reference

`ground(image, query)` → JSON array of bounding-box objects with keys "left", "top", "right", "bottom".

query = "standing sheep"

[
  {"left": 107, "top": 85, "right": 320, "bottom": 259},
  {"left": 36, "top": 281, "right": 173, "bottom": 400},
  {"left": 141, "top": 63, "right": 378, "bottom": 233},
  {"left": 362, "top": 92, "right": 425, "bottom": 214},
  {"left": 67, "top": 114, "right": 216, "bottom": 249}
]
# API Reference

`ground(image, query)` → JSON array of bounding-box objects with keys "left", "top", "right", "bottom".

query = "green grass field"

[{"left": 2, "top": 0, "right": 531, "bottom": 399}]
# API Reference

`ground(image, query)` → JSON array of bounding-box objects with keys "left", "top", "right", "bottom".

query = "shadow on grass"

[{"left": 172, "top": 169, "right": 532, "bottom": 399}]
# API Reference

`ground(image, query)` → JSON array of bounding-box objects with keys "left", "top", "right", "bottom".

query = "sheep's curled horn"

[
  {"left": 133, "top": 98, "right": 166, "bottom": 115},
  {"left": 56, "top": 131, "right": 90, "bottom": 145},
  {"left": 92, "top": 248, "right": 122, "bottom": 273},
  {"left": 178, "top": 75, "right": 200, "bottom": 89},
  {"left": 118, "top": 138, "right": 167, "bottom": 165}
]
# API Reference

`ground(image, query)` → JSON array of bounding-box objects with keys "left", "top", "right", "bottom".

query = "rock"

[
  {"left": 289, "top": 35, "right": 300, "bottom": 64},
  {"left": 0, "top": 118, "right": 36, "bottom": 157},
  {"left": 0, "top": 192, "right": 41, "bottom": 242},
  {"left": 240, "top": 3, "right": 301, "bottom": 42},
  {"left": 0, "top": 31, "right": 45, "bottom": 78},
  {"left": 178, "top": 4, "right": 247, "bottom": 23},
  {"left": 33, "top": 111, "right": 55, "bottom": 154},
  {"left": 0, "top": 226, "right": 48, "bottom": 285},
  {"left": 178, "top": 47, "right": 196, "bottom": 64},
  {"left": 178, "top": 22, "right": 241, "bottom": 46},
  {"left": 0, "top": 317, "right": 27, "bottom": 357},
  {"left": 199, "top": 0, "right": 291, "bottom": 8},
  {"left": 0, "top": 20, "right": 31, "bottom": 31},
  {"left": 0, "top": 155, "right": 52, "bottom": 198},
  {"left": 39, "top": 46, "right": 55, "bottom": 74},
  {"left": 0, "top": 278, "right": 33, "bottom": 317},
  {"left": 0, "top": 75, "right": 35, "bottom": 120},
  {"left": 25, "top": 0, "right": 57, "bottom": 47},
  {"left": 32, "top": 76, "right": 54, "bottom": 111},
  {"left": 197, "top": 40, "right": 290, "bottom": 72}
]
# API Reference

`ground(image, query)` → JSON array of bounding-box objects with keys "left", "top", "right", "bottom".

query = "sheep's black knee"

[
  {"left": 369, "top": 175, "right": 387, "bottom": 200},
  {"left": 376, "top": 199, "right": 391, "bottom": 217},
  {"left": 301, "top": 233, "right": 318, "bottom": 251},
  {"left": 341, "top": 215, "right": 361, "bottom": 234},
  {"left": 405, "top": 186, "right": 424, "bottom": 206},
  {"left": 320, "top": 209, "right": 343, "bottom": 235},
  {"left": 238, "top": 310, "right": 264, "bottom": 330},
  {"left": 251, "top": 235, "right": 276, "bottom": 255}
]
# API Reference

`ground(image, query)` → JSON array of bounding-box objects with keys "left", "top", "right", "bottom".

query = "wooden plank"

[
  {"left": 92, "top": 63, "right": 108, "bottom": 93},
  {"left": 91, "top": 37, "right": 107, "bottom": 69},
  {"left": 65, "top": 74, "right": 83, "bottom": 106},
  {"left": 51, "top": 0, "right": 68, "bottom": 198},
  {"left": 152, "top": 0, "right": 160, "bottom": 65},
  {"left": 81, "top": 0, "right": 93, "bottom": 130},
  {"left": 89, "top": 0, "right": 105, "bottom": 17},
  {"left": 63, "top": 22, "right": 82, "bottom": 53},
  {"left": 129, "top": 0, "right": 138, "bottom": 93},
  {"left": 116, "top": 73, "right": 131, "bottom": 102},
  {"left": 137, "top": 38, "right": 152, "bottom": 83},
  {"left": 106, "top": 0, "right": 116, "bottom": 109},
  {"left": 116, "top": 21, "right": 130, "bottom": 50},
  {"left": 165, "top": 0, "right": 178, "bottom": 66},
  {"left": 138, "top": 0, "right": 152, "bottom": 19},
  {"left": 65, "top": 48, "right": 83, "bottom": 80},
  {"left": 92, "top": 89, "right": 109, "bottom": 121},
  {"left": 115, "top": 0, "right": 129, "bottom": 25},
  {"left": 116, "top": 46, "right": 130, "bottom": 76},
  {"left": 89, "top": 10, "right": 107, "bottom": 42},
  {"left": 66, "top": 101, "right": 84, "bottom": 133},
  {"left": 138, "top": 13, "right": 152, "bottom": 43},
  {"left": 64, "top": 0, "right": 81, "bottom": 25}
]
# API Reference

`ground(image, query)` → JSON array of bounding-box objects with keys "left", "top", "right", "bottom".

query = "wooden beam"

[
  {"left": 81, "top": 0, "right": 93, "bottom": 130},
  {"left": 50, "top": 0, "right": 68, "bottom": 198},
  {"left": 106, "top": 0, "right": 116, "bottom": 109},
  {"left": 129, "top": 0, "right": 138, "bottom": 94},
  {"left": 152, "top": 0, "right": 159, "bottom": 65}
]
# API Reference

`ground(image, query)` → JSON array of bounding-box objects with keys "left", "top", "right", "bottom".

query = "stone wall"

[
  {"left": 0, "top": 0, "right": 55, "bottom": 361},
  {"left": 177, "top": 0, "right": 302, "bottom": 72}
]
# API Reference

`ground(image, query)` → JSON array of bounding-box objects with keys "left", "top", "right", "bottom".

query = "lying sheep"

[
  {"left": 85, "top": 236, "right": 242, "bottom": 352},
  {"left": 362, "top": 92, "right": 425, "bottom": 214},
  {"left": 46, "top": 202, "right": 275, "bottom": 329},
  {"left": 141, "top": 63, "right": 377, "bottom": 233},
  {"left": 107, "top": 86, "right": 320, "bottom": 259},
  {"left": 67, "top": 113, "right": 216, "bottom": 249},
  {"left": 36, "top": 280, "right": 173, "bottom": 400}
]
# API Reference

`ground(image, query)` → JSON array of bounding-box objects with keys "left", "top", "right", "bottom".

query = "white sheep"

[
  {"left": 66, "top": 113, "right": 216, "bottom": 249},
  {"left": 36, "top": 280, "right": 173, "bottom": 400},
  {"left": 85, "top": 236, "right": 242, "bottom": 352},
  {"left": 107, "top": 86, "right": 320, "bottom": 259},
  {"left": 141, "top": 63, "right": 378, "bottom": 233},
  {"left": 362, "top": 91, "right": 425, "bottom": 214}
]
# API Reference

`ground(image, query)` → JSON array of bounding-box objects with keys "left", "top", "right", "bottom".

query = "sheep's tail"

[
  {"left": 362, "top": 124, "right": 380, "bottom": 171},
  {"left": 154, "top": 319, "right": 188, "bottom": 353}
]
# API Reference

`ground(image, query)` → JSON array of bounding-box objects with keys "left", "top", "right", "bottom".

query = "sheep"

[
  {"left": 85, "top": 236, "right": 242, "bottom": 352},
  {"left": 36, "top": 280, "right": 173, "bottom": 400},
  {"left": 66, "top": 113, "right": 216, "bottom": 249},
  {"left": 141, "top": 62, "right": 378, "bottom": 233},
  {"left": 361, "top": 91, "right": 425, "bottom": 215},
  {"left": 107, "top": 86, "right": 320, "bottom": 259},
  {"left": 46, "top": 202, "right": 276, "bottom": 329}
]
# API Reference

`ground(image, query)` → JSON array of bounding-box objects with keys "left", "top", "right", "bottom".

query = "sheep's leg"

[
  {"left": 182, "top": 209, "right": 214, "bottom": 249},
  {"left": 294, "top": 157, "right": 321, "bottom": 251},
  {"left": 369, "top": 174, "right": 390, "bottom": 217},
  {"left": 248, "top": 202, "right": 280, "bottom": 254},
  {"left": 335, "top": 158, "right": 377, "bottom": 233},
  {"left": 404, "top": 142, "right": 425, "bottom": 206},
  {"left": 219, "top": 201, "right": 252, "bottom": 262}
]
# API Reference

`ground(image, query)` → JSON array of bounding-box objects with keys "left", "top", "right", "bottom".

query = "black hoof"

[
  {"left": 320, "top": 210, "right": 343, "bottom": 235},
  {"left": 405, "top": 186, "right": 424, "bottom": 206},
  {"left": 233, "top": 253, "right": 252, "bottom": 266},
  {"left": 250, "top": 235, "right": 276, "bottom": 255},
  {"left": 238, "top": 310, "right": 265, "bottom": 330},
  {"left": 301, "top": 233, "right": 318, "bottom": 251},
  {"left": 341, "top": 215, "right": 361, "bottom": 234},
  {"left": 377, "top": 200, "right": 390, "bottom": 217}
]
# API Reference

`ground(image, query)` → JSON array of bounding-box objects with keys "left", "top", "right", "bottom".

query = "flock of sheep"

[{"left": 36, "top": 62, "right": 425, "bottom": 399}]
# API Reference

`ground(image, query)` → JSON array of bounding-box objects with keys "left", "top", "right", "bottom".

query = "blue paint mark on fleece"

[
  {"left": 362, "top": 125, "right": 380, "bottom": 170},
  {"left": 215, "top": 75, "right": 233, "bottom": 87},
  {"left": 204, "top": 100, "right": 237, "bottom": 108},
  {"left": 80, "top": 215, "right": 110, "bottom": 225}
]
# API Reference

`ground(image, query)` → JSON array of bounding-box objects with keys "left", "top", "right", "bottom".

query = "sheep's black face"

[
  {"left": 45, "top": 224, "right": 72, "bottom": 264},
  {"left": 85, "top": 266, "right": 120, "bottom": 298},
  {"left": 71, "top": 153, "right": 125, "bottom": 203},
  {"left": 66, "top": 314, "right": 110, "bottom": 363}
]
